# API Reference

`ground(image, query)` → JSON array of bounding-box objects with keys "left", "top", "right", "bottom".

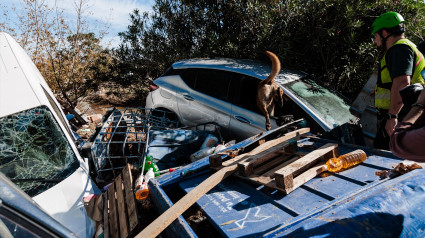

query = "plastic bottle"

[
  {"left": 135, "top": 168, "right": 155, "bottom": 201},
  {"left": 141, "top": 155, "right": 160, "bottom": 177},
  {"left": 201, "top": 134, "right": 219, "bottom": 149},
  {"left": 144, "top": 168, "right": 155, "bottom": 184},
  {"left": 214, "top": 144, "right": 226, "bottom": 153},
  {"left": 325, "top": 150, "right": 367, "bottom": 173},
  {"left": 190, "top": 147, "right": 215, "bottom": 162},
  {"left": 135, "top": 182, "right": 149, "bottom": 200},
  {"left": 134, "top": 174, "right": 149, "bottom": 201}
]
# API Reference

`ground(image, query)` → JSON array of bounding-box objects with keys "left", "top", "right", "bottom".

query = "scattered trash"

[
  {"left": 215, "top": 144, "right": 226, "bottom": 152},
  {"left": 95, "top": 224, "right": 104, "bottom": 238},
  {"left": 102, "top": 183, "right": 112, "bottom": 191},
  {"left": 190, "top": 147, "right": 216, "bottom": 162},
  {"left": 190, "top": 139, "right": 236, "bottom": 162},
  {"left": 135, "top": 167, "right": 155, "bottom": 201},
  {"left": 83, "top": 194, "right": 96, "bottom": 203},
  {"left": 158, "top": 167, "right": 180, "bottom": 175},
  {"left": 141, "top": 155, "right": 160, "bottom": 177},
  {"left": 83, "top": 194, "right": 103, "bottom": 222},
  {"left": 224, "top": 140, "right": 236, "bottom": 148},
  {"left": 87, "top": 114, "right": 103, "bottom": 123},
  {"left": 375, "top": 162, "right": 422, "bottom": 179},
  {"left": 200, "top": 134, "right": 219, "bottom": 149}
]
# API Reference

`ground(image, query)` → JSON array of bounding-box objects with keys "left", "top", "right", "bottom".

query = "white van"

[{"left": 0, "top": 32, "right": 99, "bottom": 237}]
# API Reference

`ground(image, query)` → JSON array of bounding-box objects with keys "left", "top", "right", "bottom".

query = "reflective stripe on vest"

[{"left": 375, "top": 39, "right": 425, "bottom": 109}]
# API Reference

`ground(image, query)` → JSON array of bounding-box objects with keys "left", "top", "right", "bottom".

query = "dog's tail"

[{"left": 263, "top": 51, "right": 281, "bottom": 85}]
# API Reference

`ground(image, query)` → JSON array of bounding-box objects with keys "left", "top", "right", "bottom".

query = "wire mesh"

[{"left": 90, "top": 107, "right": 180, "bottom": 181}]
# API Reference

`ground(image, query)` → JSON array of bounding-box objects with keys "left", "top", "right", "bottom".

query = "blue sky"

[{"left": 1, "top": 0, "right": 155, "bottom": 48}]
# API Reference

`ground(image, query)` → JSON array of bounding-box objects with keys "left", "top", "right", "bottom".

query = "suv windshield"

[
  {"left": 0, "top": 106, "right": 79, "bottom": 197},
  {"left": 285, "top": 77, "right": 355, "bottom": 128}
]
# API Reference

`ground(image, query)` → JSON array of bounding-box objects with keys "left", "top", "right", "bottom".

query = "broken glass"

[{"left": 0, "top": 106, "right": 79, "bottom": 197}]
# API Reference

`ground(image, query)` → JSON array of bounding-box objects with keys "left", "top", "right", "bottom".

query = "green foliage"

[
  {"left": 0, "top": 0, "right": 112, "bottom": 109},
  {"left": 115, "top": 0, "right": 425, "bottom": 102}
]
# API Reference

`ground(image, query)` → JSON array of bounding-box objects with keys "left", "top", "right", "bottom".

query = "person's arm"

[
  {"left": 385, "top": 75, "right": 410, "bottom": 135},
  {"left": 390, "top": 89, "right": 425, "bottom": 161},
  {"left": 401, "top": 89, "right": 425, "bottom": 126}
]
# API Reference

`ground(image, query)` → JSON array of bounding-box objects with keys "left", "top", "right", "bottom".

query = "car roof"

[{"left": 172, "top": 58, "right": 307, "bottom": 85}]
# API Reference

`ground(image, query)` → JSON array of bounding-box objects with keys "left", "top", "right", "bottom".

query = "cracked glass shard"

[{"left": 0, "top": 106, "right": 79, "bottom": 197}]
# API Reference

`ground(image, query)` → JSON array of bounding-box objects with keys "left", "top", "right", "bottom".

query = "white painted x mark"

[{"left": 235, "top": 203, "right": 272, "bottom": 229}]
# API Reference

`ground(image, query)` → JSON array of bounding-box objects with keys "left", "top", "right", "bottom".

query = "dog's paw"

[{"left": 266, "top": 124, "right": 271, "bottom": 131}]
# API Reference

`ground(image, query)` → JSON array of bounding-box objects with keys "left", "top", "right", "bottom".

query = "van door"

[{"left": 175, "top": 68, "right": 232, "bottom": 133}]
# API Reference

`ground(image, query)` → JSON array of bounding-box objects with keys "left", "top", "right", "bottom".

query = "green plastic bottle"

[{"left": 142, "top": 155, "right": 160, "bottom": 177}]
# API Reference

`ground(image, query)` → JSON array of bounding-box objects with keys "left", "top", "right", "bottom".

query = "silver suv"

[{"left": 145, "top": 58, "right": 357, "bottom": 141}]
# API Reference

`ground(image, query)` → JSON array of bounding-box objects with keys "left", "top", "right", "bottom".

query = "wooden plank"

[
  {"left": 247, "top": 128, "right": 309, "bottom": 156},
  {"left": 253, "top": 152, "right": 292, "bottom": 175},
  {"left": 122, "top": 165, "right": 138, "bottom": 232},
  {"left": 103, "top": 193, "right": 109, "bottom": 238},
  {"left": 274, "top": 143, "right": 338, "bottom": 193},
  {"left": 115, "top": 175, "right": 128, "bottom": 238},
  {"left": 249, "top": 175, "right": 275, "bottom": 186},
  {"left": 243, "top": 164, "right": 325, "bottom": 194},
  {"left": 237, "top": 146, "right": 289, "bottom": 177},
  {"left": 136, "top": 164, "right": 239, "bottom": 238},
  {"left": 218, "top": 128, "right": 310, "bottom": 169},
  {"left": 107, "top": 182, "right": 119, "bottom": 238},
  {"left": 290, "top": 162, "right": 327, "bottom": 194},
  {"left": 262, "top": 154, "right": 302, "bottom": 178}
]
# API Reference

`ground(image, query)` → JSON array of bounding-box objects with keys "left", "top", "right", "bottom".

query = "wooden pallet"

[
  {"left": 103, "top": 164, "right": 139, "bottom": 238},
  {"left": 210, "top": 129, "right": 338, "bottom": 195}
]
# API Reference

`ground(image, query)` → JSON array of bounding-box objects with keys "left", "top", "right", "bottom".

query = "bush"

[{"left": 115, "top": 0, "right": 425, "bottom": 102}]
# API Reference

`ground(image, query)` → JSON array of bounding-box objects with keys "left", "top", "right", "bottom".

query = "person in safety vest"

[{"left": 371, "top": 11, "right": 425, "bottom": 150}]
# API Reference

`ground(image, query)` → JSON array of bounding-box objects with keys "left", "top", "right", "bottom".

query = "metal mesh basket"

[{"left": 90, "top": 107, "right": 180, "bottom": 182}]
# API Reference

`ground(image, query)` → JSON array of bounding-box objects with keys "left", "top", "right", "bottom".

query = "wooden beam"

[
  {"left": 237, "top": 147, "right": 288, "bottom": 177},
  {"left": 215, "top": 128, "right": 310, "bottom": 169},
  {"left": 103, "top": 193, "right": 109, "bottom": 238},
  {"left": 122, "top": 164, "right": 138, "bottom": 232},
  {"left": 107, "top": 182, "right": 119, "bottom": 238},
  {"left": 136, "top": 164, "right": 238, "bottom": 238},
  {"left": 115, "top": 175, "right": 128, "bottom": 238}
]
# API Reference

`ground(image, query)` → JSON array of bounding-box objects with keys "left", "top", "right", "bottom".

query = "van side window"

[{"left": 42, "top": 87, "right": 73, "bottom": 139}]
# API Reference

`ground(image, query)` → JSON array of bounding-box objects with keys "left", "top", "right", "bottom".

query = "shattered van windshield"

[
  {"left": 285, "top": 77, "right": 355, "bottom": 127},
  {"left": 0, "top": 106, "right": 79, "bottom": 197}
]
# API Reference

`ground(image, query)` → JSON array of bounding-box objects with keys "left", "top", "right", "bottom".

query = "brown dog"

[{"left": 256, "top": 51, "right": 284, "bottom": 131}]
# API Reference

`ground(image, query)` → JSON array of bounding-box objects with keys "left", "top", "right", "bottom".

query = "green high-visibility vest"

[{"left": 375, "top": 38, "right": 425, "bottom": 109}]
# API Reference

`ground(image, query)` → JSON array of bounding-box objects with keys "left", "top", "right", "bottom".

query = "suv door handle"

[
  {"left": 183, "top": 95, "right": 194, "bottom": 101},
  {"left": 234, "top": 116, "right": 251, "bottom": 124}
]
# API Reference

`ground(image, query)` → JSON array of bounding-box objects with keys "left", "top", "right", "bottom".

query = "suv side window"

[
  {"left": 180, "top": 68, "right": 197, "bottom": 89},
  {"left": 230, "top": 74, "right": 262, "bottom": 114},
  {"left": 181, "top": 69, "right": 232, "bottom": 102}
]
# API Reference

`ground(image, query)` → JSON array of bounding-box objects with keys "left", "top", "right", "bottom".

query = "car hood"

[{"left": 33, "top": 162, "right": 99, "bottom": 238}]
